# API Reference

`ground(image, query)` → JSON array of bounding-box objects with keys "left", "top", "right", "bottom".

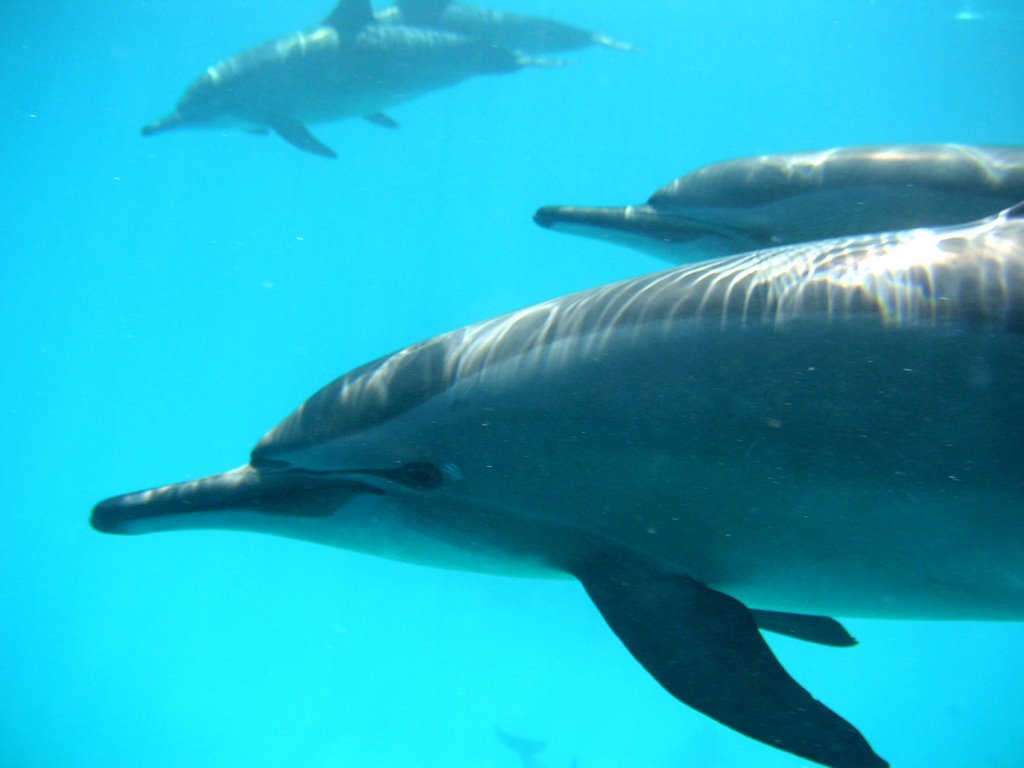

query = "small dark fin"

[
  {"left": 323, "top": 0, "right": 375, "bottom": 35},
  {"left": 495, "top": 727, "right": 545, "bottom": 768},
  {"left": 244, "top": 127, "right": 270, "bottom": 136},
  {"left": 268, "top": 118, "right": 337, "bottom": 158},
  {"left": 571, "top": 547, "right": 888, "bottom": 768},
  {"left": 395, "top": 0, "right": 450, "bottom": 25},
  {"left": 1006, "top": 200, "right": 1024, "bottom": 219},
  {"left": 750, "top": 609, "right": 858, "bottom": 647},
  {"left": 364, "top": 112, "right": 400, "bottom": 129}
]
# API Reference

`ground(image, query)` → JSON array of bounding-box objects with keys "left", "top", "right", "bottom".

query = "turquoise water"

[{"left": 3, "top": 1, "right": 1024, "bottom": 766}]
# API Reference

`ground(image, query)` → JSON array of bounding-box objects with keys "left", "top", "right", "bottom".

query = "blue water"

[{"left": 3, "top": 1, "right": 1024, "bottom": 766}]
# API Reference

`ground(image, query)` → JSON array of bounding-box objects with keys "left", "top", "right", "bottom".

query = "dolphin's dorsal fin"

[
  {"left": 395, "top": 0, "right": 451, "bottom": 26},
  {"left": 571, "top": 546, "right": 888, "bottom": 768},
  {"left": 323, "top": 0, "right": 375, "bottom": 35},
  {"left": 267, "top": 117, "right": 337, "bottom": 159}
]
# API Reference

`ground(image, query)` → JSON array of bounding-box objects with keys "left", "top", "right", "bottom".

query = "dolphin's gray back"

[
  {"left": 254, "top": 207, "right": 1024, "bottom": 466},
  {"left": 380, "top": 1, "right": 630, "bottom": 54},
  {"left": 651, "top": 144, "right": 1024, "bottom": 209}
]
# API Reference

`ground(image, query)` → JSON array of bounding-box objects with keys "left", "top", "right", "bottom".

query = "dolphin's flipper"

[
  {"left": 750, "top": 609, "right": 858, "bottom": 647},
  {"left": 572, "top": 548, "right": 887, "bottom": 768},
  {"left": 268, "top": 118, "right": 337, "bottom": 158},
  {"left": 364, "top": 112, "right": 400, "bottom": 129},
  {"left": 323, "top": 0, "right": 375, "bottom": 35}
]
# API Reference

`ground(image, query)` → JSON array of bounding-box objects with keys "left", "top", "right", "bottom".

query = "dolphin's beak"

[
  {"left": 141, "top": 112, "right": 185, "bottom": 137},
  {"left": 534, "top": 203, "right": 659, "bottom": 235},
  {"left": 91, "top": 465, "right": 263, "bottom": 534},
  {"left": 91, "top": 465, "right": 379, "bottom": 535}
]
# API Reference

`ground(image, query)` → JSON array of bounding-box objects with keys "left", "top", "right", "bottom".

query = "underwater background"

[{"left": 4, "top": 1, "right": 1024, "bottom": 766}]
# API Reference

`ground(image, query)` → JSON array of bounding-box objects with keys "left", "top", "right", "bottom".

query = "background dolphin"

[
  {"left": 534, "top": 144, "right": 1024, "bottom": 261},
  {"left": 91, "top": 203, "right": 1024, "bottom": 768},
  {"left": 495, "top": 727, "right": 547, "bottom": 768},
  {"left": 376, "top": 0, "right": 636, "bottom": 54},
  {"left": 141, "top": 0, "right": 532, "bottom": 157}
]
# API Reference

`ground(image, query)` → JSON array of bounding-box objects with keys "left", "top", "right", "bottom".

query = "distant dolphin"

[
  {"left": 376, "top": 0, "right": 635, "bottom": 54},
  {"left": 534, "top": 144, "right": 1024, "bottom": 261},
  {"left": 495, "top": 726, "right": 581, "bottom": 768},
  {"left": 495, "top": 728, "right": 546, "bottom": 768},
  {"left": 92, "top": 203, "right": 1024, "bottom": 767},
  {"left": 141, "top": 0, "right": 534, "bottom": 157}
]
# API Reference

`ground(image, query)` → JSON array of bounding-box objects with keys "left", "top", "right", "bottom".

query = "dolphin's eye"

[{"left": 391, "top": 462, "right": 443, "bottom": 491}]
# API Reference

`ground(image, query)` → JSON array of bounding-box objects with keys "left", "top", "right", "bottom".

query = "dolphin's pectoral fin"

[
  {"left": 268, "top": 118, "right": 337, "bottom": 158},
  {"left": 750, "top": 609, "right": 858, "bottom": 647},
  {"left": 364, "top": 112, "right": 399, "bottom": 129},
  {"left": 571, "top": 548, "right": 887, "bottom": 768},
  {"left": 323, "top": 0, "right": 375, "bottom": 36},
  {"left": 244, "top": 127, "right": 270, "bottom": 136}
]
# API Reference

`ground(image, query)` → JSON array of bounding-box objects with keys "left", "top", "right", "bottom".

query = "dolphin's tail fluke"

[{"left": 141, "top": 112, "right": 186, "bottom": 137}]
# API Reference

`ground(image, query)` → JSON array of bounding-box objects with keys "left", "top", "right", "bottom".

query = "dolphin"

[
  {"left": 534, "top": 144, "right": 1024, "bottom": 261},
  {"left": 376, "top": 0, "right": 636, "bottom": 54},
  {"left": 495, "top": 727, "right": 547, "bottom": 768},
  {"left": 91, "top": 203, "right": 1024, "bottom": 767},
  {"left": 140, "top": 0, "right": 533, "bottom": 157}
]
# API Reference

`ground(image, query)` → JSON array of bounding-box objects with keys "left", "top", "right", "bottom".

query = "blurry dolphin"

[
  {"left": 495, "top": 727, "right": 581, "bottom": 768},
  {"left": 953, "top": 1, "right": 1024, "bottom": 21},
  {"left": 92, "top": 203, "right": 1024, "bottom": 767},
  {"left": 376, "top": 0, "right": 635, "bottom": 54},
  {"left": 495, "top": 728, "right": 546, "bottom": 768},
  {"left": 534, "top": 144, "right": 1024, "bottom": 261},
  {"left": 141, "top": 0, "right": 533, "bottom": 157}
]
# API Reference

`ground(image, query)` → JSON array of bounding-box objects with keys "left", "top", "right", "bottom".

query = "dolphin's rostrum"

[
  {"left": 534, "top": 144, "right": 1024, "bottom": 261},
  {"left": 93, "top": 204, "right": 1024, "bottom": 767}
]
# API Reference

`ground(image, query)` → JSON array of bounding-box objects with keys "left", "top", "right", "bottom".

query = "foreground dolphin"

[
  {"left": 92, "top": 203, "right": 1024, "bottom": 767},
  {"left": 376, "top": 0, "right": 635, "bottom": 54},
  {"left": 141, "top": 0, "right": 532, "bottom": 157},
  {"left": 534, "top": 144, "right": 1024, "bottom": 261}
]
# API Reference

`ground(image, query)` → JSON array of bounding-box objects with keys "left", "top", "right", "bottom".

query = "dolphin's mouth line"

[
  {"left": 255, "top": 461, "right": 445, "bottom": 491},
  {"left": 90, "top": 461, "right": 445, "bottom": 534},
  {"left": 89, "top": 473, "right": 379, "bottom": 534}
]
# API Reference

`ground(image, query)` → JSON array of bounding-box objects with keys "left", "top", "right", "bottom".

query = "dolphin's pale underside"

[{"left": 92, "top": 204, "right": 1024, "bottom": 767}]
